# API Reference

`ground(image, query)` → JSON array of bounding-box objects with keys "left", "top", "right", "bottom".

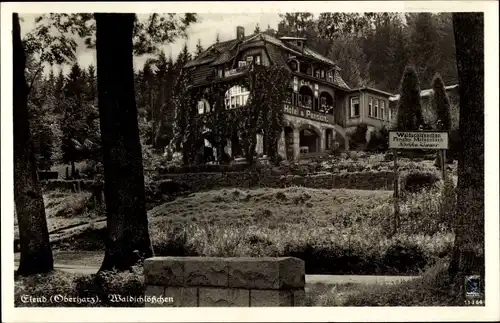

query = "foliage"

[
  {"left": 432, "top": 74, "right": 452, "bottom": 131},
  {"left": 174, "top": 64, "right": 290, "bottom": 165},
  {"left": 58, "top": 186, "right": 455, "bottom": 275},
  {"left": 396, "top": 65, "right": 424, "bottom": 130},
  {"left": 349, "top": 124, "right": 368, "bottom": 150},
  {"left": 278, "top": 12, "right": 457, "bottom": 92},
  {"left": 366, "top": 126, "right": 389, "bottom": 152},
  {"left": 24, "top": 14, "right": 197, "bottom": 65}
]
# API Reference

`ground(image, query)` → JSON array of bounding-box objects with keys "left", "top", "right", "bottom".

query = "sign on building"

[{"left": 389, "top": 131, "right": 449, "bottom": 150}]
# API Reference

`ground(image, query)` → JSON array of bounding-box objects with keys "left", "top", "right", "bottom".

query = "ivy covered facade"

[{"left": 178, "top": 26, "right": 396, "bottom": 163}]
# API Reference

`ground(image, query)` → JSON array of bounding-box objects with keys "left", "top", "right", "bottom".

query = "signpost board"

[
  {"left": 388, "top": 131, "right": 449, "bottom": 235},
  {"left": 389, "top": 131, "right": 449, "bottom": 150}
]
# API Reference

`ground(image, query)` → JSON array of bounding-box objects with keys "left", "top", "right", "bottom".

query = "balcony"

[{"left": 224, "top": 65, "right": 250, "bottom": 77}]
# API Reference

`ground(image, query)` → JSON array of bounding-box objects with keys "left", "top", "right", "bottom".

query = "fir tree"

[
  {"left": 396, "top": 65, "right": 424, "bottom": 130},
  {"left": 432, "top": 74, "right": 452, "bottom": 131},
  {"left": 195, "top": 38, "right": 204, "bottom": 57}
]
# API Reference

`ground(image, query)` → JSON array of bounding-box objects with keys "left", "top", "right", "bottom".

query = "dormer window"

[{"left": 327, "top": 71, "right": 333, "bottom": 82}]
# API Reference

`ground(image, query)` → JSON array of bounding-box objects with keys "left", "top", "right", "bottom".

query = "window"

[
  {"left": 198, "top": 99, "right": 210, "bottom": 114},
  {"left": 388, "top": 108, "right": 392, "bottom": 121},
  {"left": 368, "top": 97, "right": 373, "bottom": 116},
  {"left": 321, "top": 97, "right": 327, "bottom": 106},
  {"left": 225, "top": 85, "right": 250, "bottom": 109},
  {"left": 374, "top": 99, "right": 379, "bottom": 118},
  {"left": 255, "top": 55, "right": 261, "bottom": 65},
  {"left": 246, "top": 56, "right": 253, "bottom": 64},
  {"left": 198, "top": 101, "right": 205, "bottom": 114},
  {"left": 381, "top": 100, "right": 385, "bottom": 119},
  {"left": 238, "top": 61, "right": 247, "bottom": 67},
  {"left": 218, "top": 69, "right": 223, "bottom": 77},
  {"left": 350, "top": 97, "right": 360, "bottom": 117},
  {"left": 327, "top": 71, "right": 333, "bottom": 83},
  {"left": 315, "top": 70, "right": 320, "bottom": 78},
  {"left": 320, "top": 70, "right": 325, "bottom": 79}
]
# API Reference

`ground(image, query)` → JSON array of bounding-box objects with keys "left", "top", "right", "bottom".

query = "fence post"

[{"left": 393, "top": 149, "right": 400, "bottom": 234}]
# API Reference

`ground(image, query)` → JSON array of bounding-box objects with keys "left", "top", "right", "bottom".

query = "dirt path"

[{"left": 14, "top": 250, "right": 420, "bottom": 285}]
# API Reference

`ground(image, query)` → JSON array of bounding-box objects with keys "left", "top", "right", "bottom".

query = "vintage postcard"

[{"left": 1, "top": 1, "right": 498, "bottom": 322}]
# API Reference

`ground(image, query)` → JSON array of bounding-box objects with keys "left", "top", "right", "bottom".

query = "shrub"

[
  {"left": 339, "top": 258, "right": 456, "bottom": 306},
  {"left": 367, "top": 126, "right": 389, "bottom": 152},
  {"left": 349, "top": 124, "right": 368, "bottom": 150},
  {"left": 400, "top": 171, "right": 441, "bottom": 194}
]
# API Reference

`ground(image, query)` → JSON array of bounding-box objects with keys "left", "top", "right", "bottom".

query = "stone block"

[
  {"left": 144, "top": 257, "right": 184, "bottom": 286},
  {"left": 144, "top": 285, "right": 165, "bottom": 307},
  {"left": 293, "top": 289, "right": 306, "bottom": 306},
  {"left": 164, "top": 287, "right": 198, "bottom": 307},
  {"left": 198, "top": 288, "right": 249, "bottom": 307},
  {"left": 184, "top": 258, "right": 229, "bottom": 287},
  {"left": 250, "top": 290, "right": 293, "bottom": 307},
  {"left": 228, "top": 257, "right": 305, "bottom": 290}
]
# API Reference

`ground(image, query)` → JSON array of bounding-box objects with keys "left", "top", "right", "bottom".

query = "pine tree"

[
  {"left": 195, "top": 38, "right": 204, "bottom": 58},
  {"left": 175, "top": 42, "right": 192, "bottom": 71},
  {"left": 396, "top": 65, "right": 424, "bottom": 130},
  {"left": 215, "top": 33, "right": 220, "bottom": 44}
]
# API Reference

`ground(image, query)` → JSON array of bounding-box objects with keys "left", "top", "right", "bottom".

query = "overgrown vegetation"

[{"left": 56, "top": 184, "right": 456, "bottom": 275}]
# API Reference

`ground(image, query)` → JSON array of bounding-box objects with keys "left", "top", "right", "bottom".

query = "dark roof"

[
  {"left": 184, "top": 32, "right": 348, "bottom": 87},
  {"left": 334, "top": 71, "right": 351, "bottom": 90}
]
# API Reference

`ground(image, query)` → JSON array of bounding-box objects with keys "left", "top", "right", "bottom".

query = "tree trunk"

[
  {"left": 13, "top": 13, "right": 54, "bottom": 275},
  {"left": 95, "top": 13, "right": 153, "bottom": 271},
  {"left": 448, "top": 13, "right": 485, "bottom": 302}
]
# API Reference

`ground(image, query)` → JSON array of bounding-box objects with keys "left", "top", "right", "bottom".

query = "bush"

[
  {"left": 366, "top": 126, "right": 389, "bottom": 152},
  {"left": 349, "top": 124, "right": 368, "bottom": 150},
  {"left": 339, "top": 258, "right": 456, "bottom": 306},
  {"left": 400, "top": 171, "right": 441, "bottom": 194}
]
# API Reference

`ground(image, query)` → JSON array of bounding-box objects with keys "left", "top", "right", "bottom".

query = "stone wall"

[
  {"left": 40, "top": 170, "right": 397, "bottom": 194},
  {"left": 144, "top": 257, "right": 305, "bottom": 307},
  {"left": 156, "top": 170, "right": 396, "bottom": 191}
]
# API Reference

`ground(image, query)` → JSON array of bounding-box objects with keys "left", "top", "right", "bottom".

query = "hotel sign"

[
  {"left": 389, "top": 131, "right": 449, "bottom": 150},
  {"left": 283, "top": 104, "right": 334, "bottom": 124}
]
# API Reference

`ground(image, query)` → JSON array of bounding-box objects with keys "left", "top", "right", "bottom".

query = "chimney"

[{"left": 236, "top": 26, "right": 245, "bottom": 40}]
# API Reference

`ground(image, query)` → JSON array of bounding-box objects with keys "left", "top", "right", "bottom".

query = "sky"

[{"left": 19, "top": 13, "right": 285, "bottom": 75}]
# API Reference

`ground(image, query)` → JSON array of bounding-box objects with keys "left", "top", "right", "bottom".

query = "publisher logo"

[{"left": 465, "top": 275, "right": 481, "bottom": 299}]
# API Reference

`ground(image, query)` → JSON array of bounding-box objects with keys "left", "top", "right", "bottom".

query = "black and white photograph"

[{"left": 1, "top": 1, "right": 499, "bottom": 322}]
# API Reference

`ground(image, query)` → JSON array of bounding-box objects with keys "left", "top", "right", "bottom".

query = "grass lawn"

[
  {"left": 14, "top": 190, "right": 105, "bottom": 251},
  {"left": 54, "top": 185, "right": 454, "bottom": 275}
]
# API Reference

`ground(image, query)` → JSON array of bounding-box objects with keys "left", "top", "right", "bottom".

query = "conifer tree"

[
  {"left": 396, "top": 65, "right": 424, "bottom": 130},
  {"left": 195, "top": 38, "right": 204, "bottom": 58},
  {"left": 432, "top": 74, "right": 452, "bottom": 131}
]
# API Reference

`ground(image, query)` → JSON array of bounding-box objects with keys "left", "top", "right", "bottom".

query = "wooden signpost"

[{"left": 388, "top": 130, "right": 449, "bottom": 234}]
